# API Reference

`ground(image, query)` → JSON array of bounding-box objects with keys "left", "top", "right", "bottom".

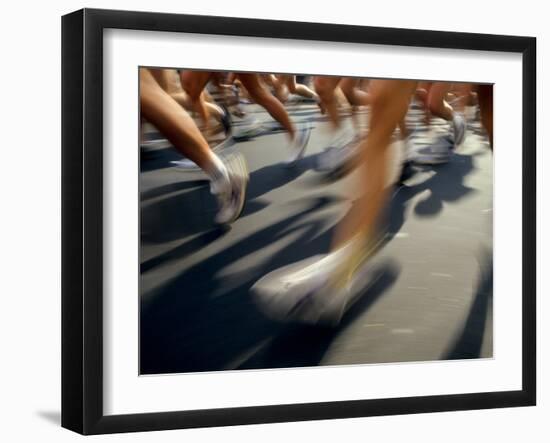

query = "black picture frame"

[{"left": 62, "top": 8, "right": 536, "bottom": 435}]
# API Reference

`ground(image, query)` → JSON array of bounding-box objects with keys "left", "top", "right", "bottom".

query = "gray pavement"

[{"left": 139, "top": 99, "right": 493, "bottom": 375}]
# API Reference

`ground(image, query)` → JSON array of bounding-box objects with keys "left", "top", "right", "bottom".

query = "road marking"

[
  {"left": 393, "top": 232, "right": 409, "bottom": 239},
  {"left": 391, "top": 328, "right": 414, "bottom": 334},
  {"left": 431, "top": 272, "right": 453, "bottom": 278}
]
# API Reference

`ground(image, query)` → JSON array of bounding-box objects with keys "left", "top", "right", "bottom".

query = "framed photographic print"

[{"left": 61, "top": 8, "right": 536, "bottom": 435}]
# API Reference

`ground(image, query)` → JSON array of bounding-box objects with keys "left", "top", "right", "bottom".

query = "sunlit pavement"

[{"left": 139, "top": 99, "right": 493, "bottom": 374}]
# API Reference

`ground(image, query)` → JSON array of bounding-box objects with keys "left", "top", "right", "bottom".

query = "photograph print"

[{"left": 139, "top": 67, "right": 493, "bottom": 375}]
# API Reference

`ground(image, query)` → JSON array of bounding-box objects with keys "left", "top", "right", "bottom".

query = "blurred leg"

[
  {"left": 286, "top": 75, "right": 319, "bottom": 100},
  {"left": 238, "top": 73, "right": 296, "bottom": 140},
  {"left": 398, "top": 117, "right": 410, "bottom": 139},
  {"left": 426, "top": 81, "right": 467, "bottom": 148},
  {"left": 415, "top": 81, "right": 432, "bottom": 125},
  {"left": 271, "top": 74, "right": 290, "bottom": 103},
  {"left": 426, "top": 82, "right": 454, "bottom": 121},
  {"left": 141, "top": 68, "right": 249, "bottom": 225},
  {"left": 148, "top": 68, "right": 172, "bottom": 91},
  {"left": 331, "top": 80, "right": 417, "bottom": 253},
  {"left": 250, "top": 79, "right": 417, "bottom": 324},
  {"left": 477, "top": 84, "right": 493, "bottom": 149},
  {"left": 158, "top": 71, "right": 222, "bottom": 122},
  {"left": 340, "top": 77, "right": 370, "bottom": 107},
  {"left": 169, "top": 90, "right": 223, "bottom": 122},
  {"left": 448, "top": 83, "right": 476, "bottom": 113},
  {"left": 140, "top": 68, "right": 216, "bottom": 170},
  {"left": 314, "top": 76, "right": 343, "bottom": 128},
  {"left": 179, "top": 70, "right": 213, "bottom": 129}
]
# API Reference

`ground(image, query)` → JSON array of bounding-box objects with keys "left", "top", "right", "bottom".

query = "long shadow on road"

[
  {"left": 140, "top": 196, "right": 335, "bottom": 374},
  {"left": 140, "top": 149, "right": 485, "bottom": 374},
  {"left": 443, "top": 249, "right": 493, "bottom": 360},
  {"left": 140, "top": 153, "right": 320, "bottom": 243},
  {"left": 140, "top": 196, "right": 400, "bottom": 375},
  {"left": 237, "top": 261, "right": 400, "bottom": 370},
  {"left": 383, "top": 152, "right": 478, "bottom": 244}
]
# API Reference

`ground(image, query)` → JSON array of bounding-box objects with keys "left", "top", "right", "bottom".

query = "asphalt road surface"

[{"left": 139, "top": 98, "right": 493, "bottom": 375}]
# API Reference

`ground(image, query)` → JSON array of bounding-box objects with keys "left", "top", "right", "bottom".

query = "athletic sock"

[
  {"left": 325, "top": 231, "right": 384, "bottom": 290},
  {"left": 206, "top": 154, "right": 231, "bottom": 195}
]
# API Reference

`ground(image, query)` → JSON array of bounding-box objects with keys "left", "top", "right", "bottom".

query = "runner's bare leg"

[
  {"left": 477, "top": 84, "right": 493, "bottom": 149},
  {"left": 179, "top": 70, "right": 213, "bottom": 131},
  {"left": 314, "top": 76, "right": 343, "bottom": 128},
  {"left": 331, "top": 80, "right": 417, "bottom": 257},
  {"left": 140, "top": 68, "right": 217, "bottom": 170},
  {"left": 238, "top": 73, "right": 296, "bottom": 140}
]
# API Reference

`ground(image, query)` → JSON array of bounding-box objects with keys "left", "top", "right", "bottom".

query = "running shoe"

[
  {"left": 409, "top": 136, "right": 452, "bottom": 165},
  {"left": 140, "top": 137, "right": 171, "bottom": 150},
  {"left": 452, "top": 113, "right": 467, "bottom": 147},
  {"left": 219, "top": 105, "right": 232, "bottom": 136},
  {"left": 211, "top": 152, "right": 249, "bottom": 225},
  {"left": 232, "top": 115, "right": 265, "bottom": 140},
  {"left": 251, "top": 235, "right": 381, "bottom": 326},
  {"left": 317, "top": 135, "right": 361, "bottom": 176},
  {"left": 330, "top": 124, "right": 356, "bottom": 149},
  {"left": 284, "top": 121, "right": 312, "bottom": 167},
  {"left": 171, "top": 138, "right": 234, "bottom": 172},
  {"left": 170, "top": 157, "right": 201, "bottom": 171},
  {"left": 251, "top": 256, "right": 347, "bottom": 325}
]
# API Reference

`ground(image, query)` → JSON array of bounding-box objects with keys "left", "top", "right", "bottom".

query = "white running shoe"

[
  {"left": 317, "top": 135, "right": 361, "bottom": 175},
  {"left": 251, "top": 237, "right": 381, "bottom": 326},
  {"left": 452, "top": 113, "right": 467, "bottom": 147},
  {"left": 410, "top": 137, "right": 453, "bottom": 165},
  {"left": 325, "top": 122, "right": 356, "bottom": 150},
  {"left": 140, "top": 137, "right": 171, "bottom": 150},
  {"left": 251, "top": 255, "right": 348, "bottom": 325},
  {"left": 232, "top": 115, "right": 265, "bottom": 140},
  {"left": 284, "top": 121, "right": 312, "bottom": 167},
  {"left": 171, "top": 139, "right": 234, "bottom": 172},
  {"left": 210, "top": 152, "right": 249, "bottom": 225},
  {"left": 170, "top": 158, "right": 201, "bottom": 171}
]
